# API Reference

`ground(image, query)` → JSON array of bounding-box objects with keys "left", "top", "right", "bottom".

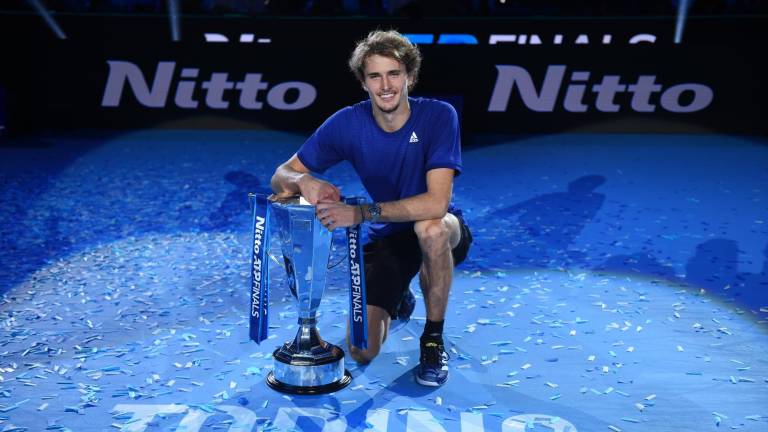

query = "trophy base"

[
  {"left": 266, "top": 369, "right": 352, "bottom": 395},
  {"left": 267, "top": 340, "right": 352, "bottom": 395}
]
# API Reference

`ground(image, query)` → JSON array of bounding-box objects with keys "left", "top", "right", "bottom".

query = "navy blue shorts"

[{"left": 363, "top": 212, "right": 472, "bottom": 319}]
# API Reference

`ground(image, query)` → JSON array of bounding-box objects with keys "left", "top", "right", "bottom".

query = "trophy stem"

[{"left": 293, "top": 318, "right": 321, "bottom": 353}]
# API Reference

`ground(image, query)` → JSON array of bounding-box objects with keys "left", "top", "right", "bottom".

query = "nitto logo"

[
  {"left": 102, "top": 61, "right": 317, "bottom": 110},
  {"left": 488, "top": 65, "right": 713, "bottom": 113}
]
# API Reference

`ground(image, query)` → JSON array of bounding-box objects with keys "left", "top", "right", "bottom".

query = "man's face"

[{"left": 362, "top": 54, "right": 411, "bottom": 115}]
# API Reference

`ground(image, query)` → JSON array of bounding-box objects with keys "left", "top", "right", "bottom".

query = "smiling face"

[{"left": 362, "top": 54, "right": 412, "bottom": 116}]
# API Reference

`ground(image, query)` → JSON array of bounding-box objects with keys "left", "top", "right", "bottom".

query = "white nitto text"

[
  {"left": 102, "top": 61, "right": 317, "bottom": 111},
  {"left": 488, "top": 65, "right": 713, "bottom": 113}
]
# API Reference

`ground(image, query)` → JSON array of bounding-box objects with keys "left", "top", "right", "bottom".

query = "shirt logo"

[{"left": 409, "top": 132, "right": 419, "bottom": 143}]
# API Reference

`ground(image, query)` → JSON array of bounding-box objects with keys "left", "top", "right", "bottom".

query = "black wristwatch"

[{"left": 368, "top": 202, "right": 382, "bottom": 223}]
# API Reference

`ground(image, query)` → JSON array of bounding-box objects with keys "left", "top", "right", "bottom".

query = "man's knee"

[
  {"left": 413, "top": 219, "right": 450, "bottom": 253},
  {"left": 348, "top": 344, "right": 381, "bottom": 365}
]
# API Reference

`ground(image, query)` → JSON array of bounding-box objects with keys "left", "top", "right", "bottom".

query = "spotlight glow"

[
  {"left": 167, "top": 0, "right": 181, "bottom": 41},
  {"left": 675, "top": 0, "right": 691, "bottom": 44},
  {"left": 26, "top": 0, "right": 66, "bottom": 39}
]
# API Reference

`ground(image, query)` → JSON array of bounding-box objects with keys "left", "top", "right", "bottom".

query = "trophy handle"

[
  {"left": 249, "top": 192, "right": 291, "bottom": 270},
  {"left": 250, "top": 193, "right": 349, "bottom": 270}
]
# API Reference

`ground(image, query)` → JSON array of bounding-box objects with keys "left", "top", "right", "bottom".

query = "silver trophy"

[{"left": 265, "top": 196, "right": 352, "bottom": 394}]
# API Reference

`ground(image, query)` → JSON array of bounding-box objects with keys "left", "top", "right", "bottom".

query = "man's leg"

[
  {"left": 413, "top": 213, "right": 461, "bottom": 386},
  {"left": 415, "top": 213, "right": 461, "bottom": 321},
  {"left": 347, "top": 305, "right": 390, "bottom": 365},
  {"left": 347, "top": 230, "right": 423, "bottom": 365}
]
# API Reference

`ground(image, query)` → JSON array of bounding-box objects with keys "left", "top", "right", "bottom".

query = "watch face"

[{"left": 370, "top": 203, "right": 382, "bottom": 222}]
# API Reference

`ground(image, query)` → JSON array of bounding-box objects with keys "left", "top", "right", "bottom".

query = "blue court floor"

[{"left": 0, "top": 130, "right": 766, "bottom": 432}]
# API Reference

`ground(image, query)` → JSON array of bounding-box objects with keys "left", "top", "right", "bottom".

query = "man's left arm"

[
  {"left": 369, "top": 168, "right": 454, "bottom": 222},
  {"left": 315, "top": 168, "right": 454, "bottom": 230}
]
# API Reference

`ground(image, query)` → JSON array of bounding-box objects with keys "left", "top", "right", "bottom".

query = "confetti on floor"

[{"left": 0, "top": 131, "right": 766, "bottom": 431}]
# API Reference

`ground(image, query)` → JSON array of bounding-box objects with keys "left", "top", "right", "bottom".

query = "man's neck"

[{"left": 373, "top": 100, "right": 411, "bottom": 133}]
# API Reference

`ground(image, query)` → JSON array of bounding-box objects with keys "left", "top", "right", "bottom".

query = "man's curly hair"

[{"left": 348, "top": 30, "right": 422, "bottom": 91}]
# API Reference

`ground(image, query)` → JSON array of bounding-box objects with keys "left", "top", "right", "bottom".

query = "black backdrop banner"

[{"left": 2, "top": 15, "right": 766, "bottom": 135}]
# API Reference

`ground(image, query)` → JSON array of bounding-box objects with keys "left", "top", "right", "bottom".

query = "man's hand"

[
  {"left": 298, "top": 176, "right": 341, "bottom": 205},
  {"left": 271, "top": 154, "right": 341, "bottom": 204},
  {"left": 316, "top": 200, "right": 363, "bottom": 230}
]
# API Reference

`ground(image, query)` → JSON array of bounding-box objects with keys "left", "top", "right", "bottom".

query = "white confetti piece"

[{"left": 480, "top": 357, "right": 498, "bottom": 365}]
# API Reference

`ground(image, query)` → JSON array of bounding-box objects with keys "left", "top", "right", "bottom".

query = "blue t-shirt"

[{"left": 297, "top": 97, "right": 462, "bottom": 240}]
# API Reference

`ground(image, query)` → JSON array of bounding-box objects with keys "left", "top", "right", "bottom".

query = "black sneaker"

[{"left": 415, "top": 338, "right": 449, "bottom": 386}]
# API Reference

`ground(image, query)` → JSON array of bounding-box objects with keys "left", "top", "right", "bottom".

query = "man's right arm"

[{"left": 270, "top": 153, "right": 341, "bottom": 204}]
